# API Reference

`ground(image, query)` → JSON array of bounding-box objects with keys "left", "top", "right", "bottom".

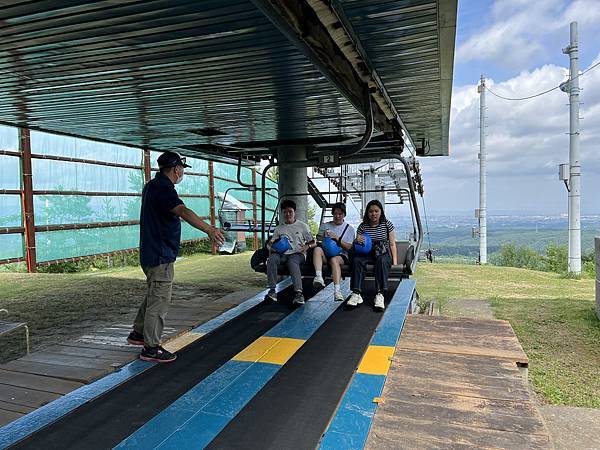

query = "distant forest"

[{"left": 388, "top": 215, "right": 600, "bottom": 260}]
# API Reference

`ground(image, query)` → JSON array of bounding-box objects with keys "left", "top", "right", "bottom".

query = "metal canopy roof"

[{"left": 0, "top": 0, "right": 456, "bottom": 163}]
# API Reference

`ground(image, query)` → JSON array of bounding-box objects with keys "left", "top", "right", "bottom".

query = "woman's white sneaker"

[
  {"left": 374, "top": 293, "right": 385, "bottom": 311},
  {"left": 334, "top": 290, "right": 345, "bottom": 301},
  {"left": 313, "top": 276, "right": 325, "bottom": 287},
  {"left": 347, "top": 292, "right": 363, "bottom": 307}
]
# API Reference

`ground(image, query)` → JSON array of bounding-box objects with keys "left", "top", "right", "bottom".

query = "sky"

[{"left": 420, "top": 0, "right": 600, "bottom": 215}]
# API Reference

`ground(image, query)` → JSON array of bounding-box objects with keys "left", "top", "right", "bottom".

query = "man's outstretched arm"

[{"left": 171, "top": 204, "right": 225, "bottom": 246}]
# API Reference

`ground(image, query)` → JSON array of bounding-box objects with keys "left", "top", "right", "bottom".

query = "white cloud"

[
  {"left": 563, "top": 0, "right": 600, "bottom": 25},
  {"left": 420, "top": 55, "right": 600, "bottom": 214},
  {"left": 456, "top": 0, "right": 600, "bottom": 68}
]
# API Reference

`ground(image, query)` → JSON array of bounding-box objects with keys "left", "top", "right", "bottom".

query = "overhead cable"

[{"left": 485, "top": 60, "right": 600, "bottom": 101}]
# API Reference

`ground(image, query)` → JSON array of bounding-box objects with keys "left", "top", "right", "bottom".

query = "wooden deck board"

[
  {"left": 0, "top": 360, "right": 107, "bottom": 384},
  {"left": 0, "top": 384, "right": 61, "bottom": 409},
  {"left": 58, "top": 341, "right": 140, "bottom": 354},
  {"left": 0, "top": 409, "right": 23, "bottom": 427},
  {"left": 397, "top": 316, "right": 529, "bottom": 365},
  {"left": 368, "top": 416, "right": 552, "bottom": 450},
  {"left": 366, "top": 315, "right": 550, "bottom": 450},
  {"left": 41, "top": 345, "right": 139, "bottom": 362},
  {"left": 394, "top": 348, "right": 520, "bottom": 377},
  {"left": 0, "top": 400, "right": 35, "bottom": 415},
  {"left": 19, "top": 352, "right": 125, "bottom": 370},
  {"left": 0, "top": 369, "right": 83, "bottom": 395}
]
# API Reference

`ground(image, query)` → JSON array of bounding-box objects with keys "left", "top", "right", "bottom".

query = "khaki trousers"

[{"left": 133, "top": 263, "right": 174, "bottom": 347}]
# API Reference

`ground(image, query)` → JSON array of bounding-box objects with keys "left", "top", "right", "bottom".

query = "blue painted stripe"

[
  {"left": 116, "top": 361, "right": 253, "bottom": 449},
  {"left": 193, "top": 278, "right": 292, "bottom": 334},
  {"left": 265, "top": 299, "right": 340, "bottom": 340},
  {"left": 319, "top": 279, "right": 416, "bottom": 450},
  {"left": 155, "top": 363, "right": 281, "bottom": 450},
  {"left": 371, "top": 279, "right": 415, "bottom": 347},
  {"left": 320, "top": 373, "right": 385, "bottom": 449},
  {"left": 117, "top": 281, "right": 350, "bottom": 449},
  {"left": 0, "top": 280, "right": 292, "bottom": 450}
]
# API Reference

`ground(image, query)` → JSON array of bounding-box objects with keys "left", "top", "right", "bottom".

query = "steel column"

[
  {"left": 143, "top": 149, "right": 151, "bottom": 183},
  {"left": 252, "top": 168, "right": 258, "bottom": 250},
  {"left": 478, "top": 75, "right": 487, "bottom": 264},
  {"left": 278, "top": 148, "right": 308, "bottom": 224},
  {"left": 563, "top": 22, "right": 581, "bottom": 274},
  {"left": 208, "top": 161, "right": 217, "bottom": 255},
  {"left": 19, "top": 128, "right": 37, "bottom": 272}
]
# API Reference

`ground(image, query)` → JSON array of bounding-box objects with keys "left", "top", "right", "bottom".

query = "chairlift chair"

[{"left": 251, "top": 157, "right": 422, "bottom": 280}]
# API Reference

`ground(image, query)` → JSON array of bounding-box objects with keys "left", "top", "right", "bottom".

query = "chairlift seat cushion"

[{"left": 252, "top": 241, "right": 415, "bottom": 279}]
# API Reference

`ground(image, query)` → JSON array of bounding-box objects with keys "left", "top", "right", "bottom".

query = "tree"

[
  {"left": 267, "top": 167, "right": 278, "bottom": 182},
  {"left": 307, "top": 204, "right": 319, "bottom": 236}
]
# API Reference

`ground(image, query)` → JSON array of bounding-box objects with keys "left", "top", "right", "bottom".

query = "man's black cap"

[{"left": 157, "top": 151, "right": 191, "bottom": 169}]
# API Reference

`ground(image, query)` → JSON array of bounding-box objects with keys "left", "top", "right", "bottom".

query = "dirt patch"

[{"left": 438, "top": 299, "right": 495, "bottom": 320}]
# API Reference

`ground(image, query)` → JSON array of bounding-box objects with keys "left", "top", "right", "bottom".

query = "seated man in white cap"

[{"left": 265, "top": 199, "right": 315, "bottom": 306}]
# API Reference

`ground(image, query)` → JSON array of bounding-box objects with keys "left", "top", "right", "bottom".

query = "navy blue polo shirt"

[{"left": 139, "top": 172, "right": 184, "bottom": 267}]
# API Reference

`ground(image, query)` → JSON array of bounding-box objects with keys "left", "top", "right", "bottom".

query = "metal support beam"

[
  {"left": 19, "top": 128, "right": 36, "bottom": 273},
  {"left": 208, "top": 161, "right": 217, "bottom": 255},
  {"left": 278, "top": 148, "right": 308, "bottom": 224},
  {"left": 478, "top": 75, "right": 487, "bottom": 264},
  {"left": 562, "top": 22, "right": 581, "bottom": 274},
  {"left": 143, "top": 149, "right": 151, "bottom": 183},
  {"left": 252, "top": 168, "right": 258, "bottom": 250}
]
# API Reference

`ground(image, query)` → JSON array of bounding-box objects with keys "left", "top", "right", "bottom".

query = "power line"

[
  {"left": 486, "top": 84, "right": 560, "bottom": 101},
  {"left": 485, "top": 60, "right": 600, "bottom": 101}
]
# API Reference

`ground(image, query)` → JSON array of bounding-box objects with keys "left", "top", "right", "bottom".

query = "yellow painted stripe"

[
  {"left": 233, "top": 336, "right": 305, "bottom": 365},
  {"left": 163, "top": 332, "right": 205, "bottom": 353},
  {"left": 357, "top": 345, "right": 395, "bottom": 375}
]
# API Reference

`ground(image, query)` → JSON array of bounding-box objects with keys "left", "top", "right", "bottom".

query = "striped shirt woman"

[
  {"left": 348, "top": 200, "right": 397, "bottom": 311},
  {"left": 356, "top": 219, "right": 395, "bottom": 253}
]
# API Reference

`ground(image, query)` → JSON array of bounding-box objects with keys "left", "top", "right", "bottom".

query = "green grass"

[{"left": 415, "top": 263, "right": 600, "bottom": 408}]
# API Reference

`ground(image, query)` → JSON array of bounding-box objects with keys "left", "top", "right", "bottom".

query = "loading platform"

[{"left": 0, "top": 280, "right": 550, "bottom": 450}]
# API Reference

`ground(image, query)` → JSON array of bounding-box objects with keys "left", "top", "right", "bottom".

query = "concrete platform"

[{"left": 366, "top": 315, "right": 552, "bottom": 449}]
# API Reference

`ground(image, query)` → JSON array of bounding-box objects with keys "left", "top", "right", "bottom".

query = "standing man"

[{"left": 127, "top": 151, "right": 224, "bottom": 363}]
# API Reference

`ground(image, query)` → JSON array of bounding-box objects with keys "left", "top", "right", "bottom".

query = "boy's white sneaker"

[
  {"left": 313, "top": 275, "right": 325, "bottom": 287},
  {"left": 347, "top": 292, "right": 363, "bottom": 307}
]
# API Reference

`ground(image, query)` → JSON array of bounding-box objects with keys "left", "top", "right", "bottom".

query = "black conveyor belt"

[{"left": 207, "top": 280, "right": 399, "bottom": 450}]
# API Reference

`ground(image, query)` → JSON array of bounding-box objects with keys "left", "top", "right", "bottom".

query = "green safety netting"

[
  {"left": 0, "top": 125, "right": 18, "bottom": 151},
  {"left": 0, "top": 235, "right": 22, "bottom": 260},
  {"left": 0, "top": 126, "right": 22, "bottom": 260},
  {"left": 0, "top": 124, "right": 278, "bottom": 264},
  {"left": 0, "top": 154, "right": 20, "bottom": 190},
  {"left": 33, "top": 195, "right": 141, "bottom": 225},
  {"left": 32, "top": 159, "right": 144, "bottom": 193},
  {"left": 0, "top": 194, "right": 21, "bottom": 227},
  {"left": 31, "top": 131, "right": 142, "bottom": 165},
  {"left": 35, "top": 227, "right": 140, "bottom": 262}
]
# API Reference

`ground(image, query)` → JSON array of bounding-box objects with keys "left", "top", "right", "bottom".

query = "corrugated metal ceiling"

[{"left": 0, "top": 0, "right": 455, "bottom": 161}]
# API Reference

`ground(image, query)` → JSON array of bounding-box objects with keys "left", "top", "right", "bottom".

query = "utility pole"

[
  {"left": 560, "top": 22, "right": 581, "bottom": 274},
  {"left": 477, "top": 75, "right": 487, "bottom": 264}
]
